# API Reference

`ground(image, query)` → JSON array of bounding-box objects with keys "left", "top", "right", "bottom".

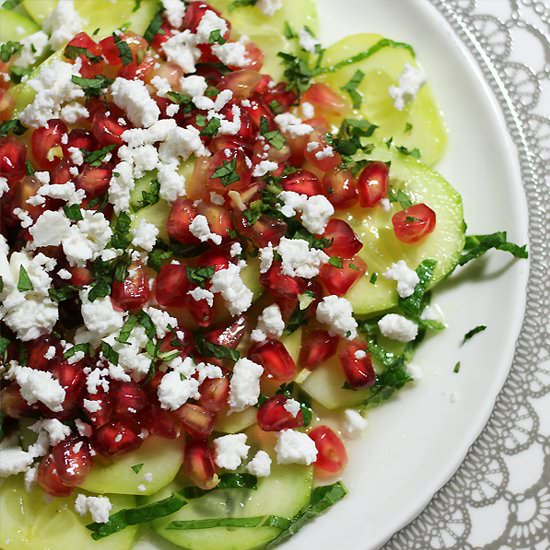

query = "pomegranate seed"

[
  {"left": 319, "top": 256, "right": 367, "bottom": 296},
  {"left": 111, "top": 262, "right": 150, "bottom": 311},
  {"left": 111, "top": 381, "right": 147, "bottom": 421},
  {"left": 248, "top": 339, "right": 297, "bottom": 382},
  {"left": 49, "top": 361, "right": 85, "bottom": 419},
  {"left": 0, "top": 384, "right": 31, "bottom": 418},
  {"left": 0, "top": 88, "right": 14, "bottom": 121},
  {"left": 240, "top": 98, "right": 273, "bottom": 130},
  {"left": 31, "top": 119, "right": 67, "bottom": 170},
  {"left": 198, "top": 376, "right": 229, "bottom": 412},
  {"left": 91, "top": 108, "right": 127, "bottom": 146},
  {"left": 183, "top": 439, "right": 218, "bottom": 490},
  {"left": 257, "top": 395, "right": 304, "bottom": 432},
  {"left": 357, "top": 161, "right": 389, "bottom": 207},
  {"left": 309, "top": 426, "right": 348, "bottom": 477},
  {"left": 167, "top": 198, "right": 198, "bottom": 244},
  {"left": 261, "top": 262, "right": 305, "bottom": 300},
  {"left": 281, "top": 170, "right": 322, "bottom": 197},
  {"left": 0, "top": 138, "right": 26, "bottom": 179},
  {"left": 220, "top": 70, "right": 263, "bottom": 100},
  {"left": 392, "top": 203, "right": 437, "bottom": 244},
  {"left": 141, "top": 403, "right": 183, "bottom": 439},
  {"left": 204, "top": 316, "right": 247, "bottom": 349},
  {"left": 196, "top": 248, "right": 230, "bottom": 272},
  {"left": 68, "top": 266, "right": 93, "bottom": 286},
  {"left": 37, "top": 454, "right": 73, "bottom": 497},
  {"left": 76, "top": 166, "right": 112, "bottom": 198},
  {"left": 93, "top": 421, "right": 141, "bottom": 456},
  {"left": 322, "top": 219, "right": 363, "bottom": 258},
  {"left": 158, "top": 328, "right": 193, "bottom": 358},
  {"left": 302, "top": 83, "right": 347, "bottom": 116},
  {"left": 156, "top": 263, "right": 190, "bottom": 307},
  {"left": 174, "top": 403, "right": 216, "bottom": 439},
  {"left": 52, "top": 435, "right": 93, "bottom": 486},
  {"left": 234, "top": 214, "right": 286, "bottom": 249},
  {"left": 260, "top": 82, "right": 297, "bottom": 111},
  {"left": 65, "top": 32, "right": 102, "bottom": 60},
  {"left": 183, "top": 2, "right": 226, "bottom": 34},
  {"left": 299, "top": 330, "right": 339, "bottom": 370},
  {"left": 241, "top": 41, "right": 264, "bottom": 71},
  {"left": 304, "top": 133, "right": 341, "bottom": 172},
  {"left": 185, "top": 290, "right": 214, "bottom": 327},
  {"left": 63, "top": 128, "right": 97, "bottom": 156},
  {"left": 322, "top": 169, "right": 358, "bottom": 209},
  {"left": 208, "top": 148, "right": 252, "bottom": 193},
  {"left": 26, "top": 336, "right": 60, "bottom": 370},
  {"left": 339, "top": 341, "right": 375, "bottom": 389},
  {"left": 83, "top": 389, "right": 112, "bottom": 428},
  {"left": 50, "top": 160, "right": 71, "bottom": 184},
  {"left": 197, "top": 203, "right": 232, "bottom": 242}
]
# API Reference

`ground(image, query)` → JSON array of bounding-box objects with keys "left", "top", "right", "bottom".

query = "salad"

[{"left": 0, "top": 0, "right": 528, "bottom": 549}]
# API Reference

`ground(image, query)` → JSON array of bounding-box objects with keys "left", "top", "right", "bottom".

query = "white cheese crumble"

[
  {"left": 8, "top": 365, "right": 66, "bottom": 412},
  {"left": 29, "top": 418, "right": 71, "bottom": 446},
  {"left": 316, "top": 295, "right": 358, "bottom": 339},
  {"left": 80, "top": 293, "right": 125, "bottom": 338},
  {"left": 110, "top": 77, "right": 160, "bottom": 128},
  {"left": 274, "top": 113, "right": 313, "bottom": 137},
  {"left": 228, "top": 358, "right": 264, "bottom": 412},
  {"left": 189, "top": 215, "right": 222, "bottom": 245},
  {"left": 275, "top": 430, "right": 318, "bottom": 465},
  {"left": 258, "top": 243, "right": 274, "bottom": 274},
  {"left": 283, "top": 398, "right": 301, "bottom": 417},
  {"left": 131, "top": 219, "right": 159, "bottom": 252},
  {"left": 158, "top": 367, "right": 200, "bottom": 410},
  {"left": 213, "top": 433, "right": 250, "bottom": 470},
  {"left": 246, "top": 450, "right": 272, "bottom": 477},
  {"left": 210, "top": 261, "right": 253, "bottom": 316},
  {"left": 276, "top": 237, "right": 328, "bottom": 279},
  {"left": 0, "top": 176, "right": 8, "bottom": 198},
  {"left": 278, "top": 191, "right": 334, "bottom": 234},
  {"left": 389, "top": 63, "right": 427, "bottom": 111},
  {"left": 212, "top": 37, "right": 250, "bottom": 68},
  {"left": 187, "top": 287, "right": 214, "bottom": 307},
  {"left": 144, "top": 307, "right": 178, "bottom": 339},
  {"left": 257, "top": 0, "right": 282, "bottom": 16},
  {"left": 0, "top": 444, "right": 35, "bottom": 477},
  {"left": 162, "top": 30, "right": 201, "bottom": 73},
  {"left": 252, "top": 160, "right": 278, "bottom": 178},
  {"left": 157, "top": 161, "right": 187, "bottom": 202},
  {"left": 378, "top": 313, "right": 418, "bottom": 342},
  {"left": 342, "top": 409, "right": 369, "bottom": 439},
  {"left": 43, "top": 0, "right": 85, "bottom": 49},
  {"left": 12, "top": 31, "right": 49, "bottom": 69},
  {"left": 74, "top": 494, "right": 112, "bottom": 524},
  {"left": 383, "top": 260, "right": 420, "bottom": 299},
  {"left": 161, "top": 0, "right": 186, "bottom": 28},
  {"left": 299, "top": 28, "right": 321, "bottom": 53},
  {"left": 250, "top": 304, "right": 285, "bottom": 343}
]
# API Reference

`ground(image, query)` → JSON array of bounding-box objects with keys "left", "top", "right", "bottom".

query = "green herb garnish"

[
  {"left": 462, "top": 325, "right": 487, "bottom": 344},
  {"left": 211, "top": 158, "right": 240, "bottom": 186},
  {"left": 341, "top": 70, "right": 365, "bottom": 109},
  {"left": 458, "top": 232, "right": 528, "bottom": 266},
  {"left": 17, "top": 266, "right": 33, "bottom": 292}
]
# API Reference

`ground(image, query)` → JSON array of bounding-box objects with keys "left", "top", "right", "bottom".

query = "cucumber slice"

[
  {"left": 148, "top": 464, "right": 312, "bottom": 550},
  {"left": 0, "top": 475, "right": 137, "bottom": 550},
  {"left": 79, "top": 436, "right": 183, "bottom": 496},
  {"left": 344, "top": 145, "right": 464, "bottom": 317},
  {"left": 317, "top": 34, "right": 447, "bottom": 166},
  {"left": 22, "top": 0, "right": 160, "bottom": 37},
  {"left": 208, "top": 0, "right": 319, "bottom": 81},
  {"left": 215, "top": 407, "right": 257, "bottom": 434},
  {"left": 0, "top": 8, "right": 39, "bottom": 41}
]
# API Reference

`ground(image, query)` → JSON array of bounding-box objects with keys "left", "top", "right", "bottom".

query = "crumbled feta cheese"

[
  {"left": 275, "top": 430, "right": 318, "bottom": 465},
  {"left": 75, "top": 494, "right": 112, "bottom": 524},
  {"left": 212, "top": 37, "right": 250, "bottom": 68},
  {"left": 161, "top": 0, "right": 186, "bottom": 28},
  {"left": 162, "top": 30, "right": 201, "bottom": 73},
  {"left": 195, "top": 10, "right": 228, "bottom": 43},
  {"left": 276, "top": 237, "right": 328, "bottom": 279},
  {"left": 35, "top": 181, "right": 85, "bottom": 205},
  {"left": 213, "top": 433, "right": 250, "bottom": 470},
  {"left": 246, "top": 450, "right": 272, "bottom": 477},
  {"left": 230, "top": 242, "right": 242, "bottom": 258},
  {"left": 44, "top": 345, "right": 57, "bottom": 360},
  {"left": 378, "top": 313, "right": 418, "bottom": 342},
  {"left": 228, "top": 358, "right": 263, "bottom": 411},
  {"left": 187, "top": 287, "right": 214, "bottom": 307},
  {"left": 407, "top": 363, "right": 423, "bottom": 380},
  {"left": 315, "top": 145, "right": 334, "bottom": 160},
  {"left": 283, "top": 398, "right": 301, "bottom": 417},
  {"left": 0, "top": 445, "right": 34, "bottom": 477},
  {"left": 43, "top": 0, "right": 84, "bottom": 49},
  {"left": 158, "top": 370, "right": 200, "bottom": 410},
  {"left": 131, "top": 219, "right": 159, "bottom": 252},
  {"left": 83, "top": 399, "right": 102, "bottom": 414},
  {"left": 13, "top": 207, "right": 33, "bottom": 228},
  {"left": 301, "top": 101, "right": 315, "bottom": 119},
  {"left": 12, "top": 31, "right": 49, "bottom": 69},
  {"left": 108, "top": 161, "right": 134, "bottom": 213},
  {"left": 29, "top": 418, "right": 71, "bottom": 446},
  {"left": 80, "top": 294, "right": 125, "bottom": 338},
  {"left": 189, "top": 214, "right": 222, "bottom": 245},
  {"left": 342, "top": 409, "right": 369, "bottom": 438},
  {"left": 144, "top": 307, "right": 178, "bottom": 339},
  {"left": 250, "top": 304, "right": 285, "bottom": 343},
  {"left": 256, "top": 0, "right": 282, "bottom": 15},
  {"left": 180, "top": 75, "right": 208, "bottom": 98},
  {"left": 380, "top": 198, "right": 391, "bottom": 212},
  {"left": 258, "top": 243, "right": 274, "bottom": 273},
  {"left": 420, "top": 304, "right": 446, "bottom": 325},
  {"left": 300, "top": 195, "right": 334, "bottom": 234},
  {"left": 166, "top": 103, "right": 180, "bottom": 117},
  {"left": 354, "top": 349, "right": 367, "bottom": 360},
  {"left": 384, "top": 260, "right": 420, "bottom": 299},
  {"left": 9, "top": 365, "right": 66, "bottom": 411},
  {"left": 274, "top": 113, "right": 313, "bottom": 137},
  {"left": 316, "top": 295, "right": 358, "bottom": 339},
  {"left": 24, "top": 465, "right": 38, "bottom": 491},
  {"left": 0, "top": 176, "right": 8, "bottom": 198},
  {"left": 110, "top": 78, "right": 160, "bottom": 128},
  {"left": 299, "top": 28, "right": 321, "bottom": 53},
  {"left": 210, "top": 261, "right": 253, "bottom": 316},
  {"left": 389, "top": 63, "right": 427, "bottom": 111},
  {"left": 157, "top": 161, "right": 187, "bottom": 202},
  {"left": 252, "top": 160, "right": 278, "bottom": 177},
  {"left": 28, "top": 211, "right": 70, "bottom": 248}
]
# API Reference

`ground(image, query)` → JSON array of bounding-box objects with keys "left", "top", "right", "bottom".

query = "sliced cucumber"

[
  {"left": 0, "top": 475, "right": 137, "bottom": 550},
  {"left": 215, "top": 407, "right": 257, "bottom": 434},
  {"left": 281, "top": 328, "right": 302, "bottom": 364},
  {"left": 208, "top": 0, "right": 319, "bottom": 81},
  {"left": 0, "top": 8, "right": 39, "bottom": 41},
  {"left": 343, "top": 144, "right": 464, "bottom": 317},
  {"left": 79, "top": 436, "right": 183, "bottom": 496},
  {"left": 148, "top": 464, "right": 312, "bottom": 550},
  {"left": 317, "top": 33, "right": 447, "bottom": 166},
  {"left": 22, "top": 0, "right": 160, "bottom": 38}
]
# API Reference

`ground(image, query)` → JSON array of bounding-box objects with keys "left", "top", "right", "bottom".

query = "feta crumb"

[
  {"left": 214, "top": 433, "right": 250, "bottom": 470},
  {"left": 383, "top": 260, "right": 420, "bottom": 299},
  {"left": 180, "top": 75, "right": 208, "bottom": 98},
  {"left": 252, "top": 160, "right": 278, "bottom": 177},
  {"left": 110, "top": 77, "right": 160, "bottom": 128},
  {"left": 389, "top": 63, "right": 427, "bottom": 111},
  {"left": 316, "top": 295, "right": 358, "bottom": 339},
  {"left": 162, "top": 30, "right": 201, "bottom": 73},
  {"left": 378, "top": 313, "right": 418, "bottom": 342},
  {"left": 210, "top": 261, "right": 253, "bottom": 316},
  {"left": 44, "top": 0, "right": 84, "bottom": 49},
  {"left": 301, "top": 101, "right": 315, "bottom": 119},
  {"left": 277, "top": 237, "right": 328, "bottom": 279},
  {"left": 161, "top": 0, "right": 186, "bottom": 28},
  {"left": 12, "top": 31, "right": 49, "bottom": 69},
  {"left": 274, "top": 113, "right": 313, "bottom": 137},
  {"left": 44, "top": 345, "right": 57, "bottom": 360},
  {"left": 342, "top": 409, "right": 369, "bottom": 438},
  {"left": 212, "top": 37, "right": 250, "bottom": 68},
  {"left": 158, "top": 370, "right": 200, "bottom": 410},
  {"left": 80, "top": 294, "right": 125, "bottom": 338},
  {"left": 299, "top": 28, "right": 321, "bottom": 53},
  {"left": 24, "top": 465, "right": 38, "bottom": 492},
  {"left": 166, "top": 103, "right": 180, "bottom": 117},
  {"left": 210, "top": 192, "right": 224, "bottom": 205},
  {"left": 75, "top": 494, "right": 112, "bottom": 524},
  {"left": 9, "top": 365, "right": 66, "bottom": 412},
  {"left": 246, "top": 450, "right": 272, "bottom": 477},
  {"left": 283, "top": 398, "right": 301, "bottom": 417},
  {"left": 131, "top": 219, "right": 159, "bottom": 252},
  {"left": 0, "top": 445, "right": 34, "bottom": 477},
  {"left": 275, "top": 430, "right": 318, "bottom": 465},
  {"left": 0, "top": 176, "right": 8, "bottom": 198},
  {"left": 407, "top": 363, "right": 423, "bottom": 380},
  {"left": 83, "top": 399, "right": 102, "bottom": 413},
  {"left": 189, "top": 214, "right": 222, "bottom": 245},
  {"left": 300, "top": 194, "right": 334, "bottom": 234},
  {"left": 230, "top": 242, "right": 242, "bottom": 258},
  {"left": 187, "top": 287, "right": 214, "bottom": 307},
  {"left": 157, "top": 161, "right": 187, "bottom": 202},
  {"left": 228, "top": 358, "right": 263, "bottom": 411},
  {"left": 256, "top": 0, "right": 282, "bottom": 16},
  {"left": 29, "top": 418, "right": 71, "bottom": 446},
  {"left": 380, "top": 197, "right": 392, "bottom": 212},
  {"left": 144, "top": 307, "right": 178, "bottom": 339},
  {"left": 258, "top": 243, "right": 274, "bottom": 273},
  {"left": 250, "top": 304, "right": 284, "bottom": 343}
]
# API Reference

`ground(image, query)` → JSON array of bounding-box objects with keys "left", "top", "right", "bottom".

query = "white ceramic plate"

[{"left": 137, "top": 1, "right": 531, "bottom": 549}]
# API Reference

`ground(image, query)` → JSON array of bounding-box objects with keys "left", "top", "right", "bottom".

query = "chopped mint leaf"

[
  {"left": 463, "top": 325, "right": 487, "bottom": 344},
  {"left": 211, "top": 158, "right": 240, "bottom": 186},
  {"left": 101, "top": 341, "right": 119, "bottom": 365},
  {"left": 25, "top": 160, "right": 34, "bottom": 175},
  {"left": 63, "top": 203, "right": 83, "bottom": 221},
  {"left": 0, "top": 119, "right": 26, "bottom": 138},
  {"left": 131, "top": 463, "right": 144, "bottom": 474},
  {"left": 9, "top": 66, "right": 31, "bottom": 84},
  {"left": 283, "top": 22, "right": 298, "bottom": 40},
  {"left": 229, "top": 0, "right": 257, "bottom": 9},
  {"left": 64, "top": 45, "right": 102, "bottom": 63},
  {"left": 0, "top": 41, "right": 23, "bottom": 63},
  {"left": 208, "top": 29, "right": 226, "bottom": 45},
  {"left": 112, "top": 33, "right": 133, "bottom": 65},
  {"left": 200, "top": 117, "right": 221, "bottom": 137},
  {"left": 136, "top": 179, "right": 160, "bottom": 210},
  {"left": 17, "top": 265, "right": 33, "bottom": 292},
  {"left": 341, "top": 70, "right": 365, "bottom": 109},
  {"left": 168, "top": 515, "right": 289, "bottom": 530},
  {"left": 186, "top": 265, "right": 215, "bottom": 287},
  {"left": 395, "top": 145, "right": 421, "bottom": 159},
  {"left": 63, "top": 343, "right": 90, "bottom": 359},
  {"left": 369, "top": 272, "right": 378, "bottom": 284},
  {"left": 453, "top": 361, "right": 461, "bottom": 373},
  {"left": 388, "top": 188, "right": 412, "bottom": 209},
  {"left": 0, "top": 336, "right": 10, "bottom": 362},
  {"left": 72, "top": 75, "right": 114, "bottom": 98},
  {"left": 118, "top": 315, "right": 139, "bottom": 344},
  {"left": 147, "top": 247, "right": 174, "bottom": 271},
  {"left": 328, "top": 257, "right": 343, "bottom": 268},
  {"left": 144, "top": 9, "right": 165, "bottom": 44},
  {"left": 110, "top": 212, "right": 132, "bottom": 249},
  {"left": 398, "top": 259, "right": 437, "bottom": 320},
  {"left": 459, "top": 232, "right": 528, "bottom": 266},
  {"left": 195, "top": 333, "right": 240, "bottom": 362},
  {"left": 132, "top": 0, "right": 142, "bottom": 12},
  {"left": 404, "top": 122, "right": 413, "bottom": 134},
  {"left": 48, "top": 285, "right": 79, "bottom": 303},
  {"left": 283, "top": 304, "right": 309, "bottom": 336},
  {"left": 260, "top": 116, "right": 286, "bottom": 150},
  {"left": 268, "top": 99, "right": 283, "bottom": 114},
  {"left": 82, "top": 144, "right": 116, "bottom": 167},
  {"left": 1, "top": 0, "right": 22, "bottom": 9}
]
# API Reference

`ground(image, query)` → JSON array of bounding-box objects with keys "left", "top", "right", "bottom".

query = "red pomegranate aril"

[
  {"left": 184, "top": 439, "right": 218, "bottom": 490},
  {"left": 0, "top": 138, "right": 27, "bottom": 178},
  {"left": 299, "top": 330, "right": 339, "bottom": 370},
  {"left": 156, "top": 263, "right": 190, "bottom": 307},
  {"left": 93, "top": 421, "right": 141, "bottom": 456},
  {"left": 221, "top": 69, "right": 263, "bottom": 100},
  {"left": 37, "top": 454, "right": 73, "bottom": 497},
  {"left": 167, "top": 198, "right": 198, "bottom": 244},
  {"left": 111, "top": 262, "right": 150, "bottom": 311},
  {"left": 309, "top": 426, "right": 348, "bottom": 477},
  {"left": 27, "top": 336, "right": 60, "bottom": 370},
  {"left": 50, "top": 160, "right": 71, "bottom": 185},
  {"left": 0, "top": 88, "right": 14, "bottom": 121},
  {"left": 257, "top": 395, "right": 304, "bottom": 432},
  {"left": 357, "top": 161, "right": 389, "bottom": 207},
  {"left": 175, "top": 403, "right": 216, "bottom": 439},
  {"left": 52, "top": 435, "right": 93, "bottom": 486},
  {"left": 111, "top": 381, "right": 147, "bottom": 420},
  {"left": 50, "top": 361, "right": 86, "bottom": 418},
  {"left": 76, "top": 165, "right": 112, "bottom": 198},
  {"left": 392, "top": 203, "right": 437, "bottom": 244},
  {"left": 261, "top": 82, "right": 297, "bottom": 111},
  {"left": 322, "top": 169, "right": 358, "bottom": 209},
  {"left": 197, "top": 203, "right": 232, "bottom": 242},
  {"left": 241, "top": 98, "right": 273, "bottom": 130},
  {"left": 185, "top": 291, "right": 214, "bottom": 327},
  {"left": 302, "top": 83, "right": 347, "bottom": 116},
  {"left": 68, "top": 266, "right": 93, "bottom": 287},
  {"left": 142, "top": 403, "right": 183, "bottom": 439},
  {"left": 63, "top": 128, "right": 97, "bottom": 156},
  {"left": 183, "top": 2, "right": 226, "bottom": 33},
  {"left": 0, "top": 384, "right": 31, "bottom": 418},
  {"left": 319, "top": 256, "right": 367, "bottom": 296},
  {"left": 261, "top": 262, "right": 304, "bottom": 300},
  {"left": 208, "top": 148, "right": 252, "bottom": 193},
  {"left": 198, "top": 376, "right": 230, "bottom": 412},
  {"left": 196, "top": 248, "right": 230, "bottom": 272},
  {"left": 281, "top": 170, "right": 322, "bottom": 197},
  {"left": 158, "top": 328, "right": 193, "bottom": 360},
  {"left": 339, "top": 341, "right": 375, "bottom": 389},
  {"left": 304, "top": 133, "right": 342, "bottom": 172},
  {"left": 84, "top": 389, "right": 112, "bottom": 428},
  {"left": 92, "top": 109, "right": 127, "bottom": 146},
  {"left": 65, "top": 32, "right": 102, "bottom": 66},
  {"left": 248, "top": 339, "right": 297, "bottom": 382},
  {"left": 204, "top": 316, "right": 248, "bottom": 349},
  {"left": 31, "top": 119, "right": 67, "bottom": 170},
  {"left": 322, "top": 219, "right": 363, "bottom": 258}
]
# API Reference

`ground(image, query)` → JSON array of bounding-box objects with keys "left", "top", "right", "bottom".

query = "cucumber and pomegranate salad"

[{"left": 0, "top": 0, "right": 527, "bottom": 549}]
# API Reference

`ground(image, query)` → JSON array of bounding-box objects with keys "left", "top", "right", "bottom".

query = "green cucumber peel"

[
  {"left": 87, "top": 473, "right": 258, "bottom": 540},
  {"left": 458, "top": 231, "right": 528, "bottom": 266},
  {"left": 167, "top": 515, "right": 291, "bottom": 530}
]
